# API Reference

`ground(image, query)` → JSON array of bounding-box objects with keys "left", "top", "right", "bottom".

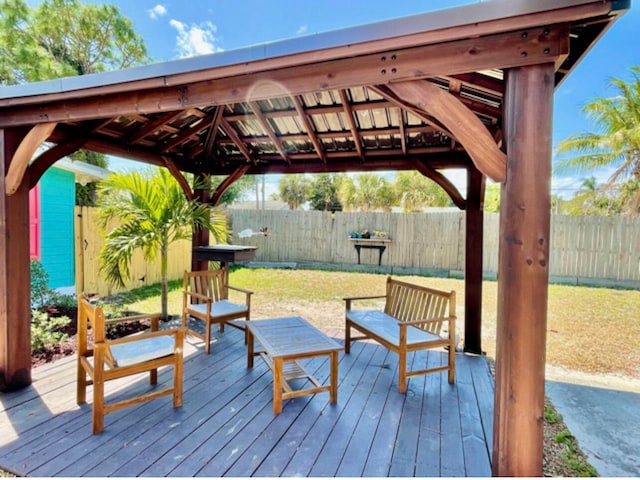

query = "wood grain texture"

[{"left": 493, "top": 63, "right": 554, "bottom": 477}]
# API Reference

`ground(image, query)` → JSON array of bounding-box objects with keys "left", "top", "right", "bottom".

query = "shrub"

[
  {"left": 31, "top": 309, "right": 71, "bottom": 353},
  {"left": 30, "top": 259, "right": 74, "bottom": 353}
]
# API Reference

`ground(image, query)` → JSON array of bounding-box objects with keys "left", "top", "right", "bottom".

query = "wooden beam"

[
  {"left": 384, "top": 80, "right": 507, "bottom": 182},
  {"left": 413, "top": 160, "right": 466, "bottom": 210},
  {"left": 248, "top": 101, "right": 290, "bottom": 164},
  {"left": 492, "top": 63, "right": 554, "bottom": 477},
  {"left": 128, "top": 110, "right": 186, "bottom": 144},
  {"left": 48, "top": 127, "right": 165, "bottom": 167},
  {"left": 220, "top": 118, "right": 255, "bottom": 164},
  {"left": 464, "top": 164, "right": 485, "bottom": 354},
  {"left": 4, "top": 122, "right": 56, "bottom": 195},
  {"left": 210, "top": 165, "right": 251, "bottom": 206},
  {"left": 0, "top": 127, "right": 33, "bottom": 391},
  {"left": 28, "top": 137, "right": 86, "bottom": 189},
  {"left": 161, "top": 114, "right": 214, "bottom": 152},
  {"left": 338, "top": 90, "right": 364, "bottom": 160},
  {"left": 0, "top": 26, "right": 569, "bottom": 127},
  {"left": 161, "top": 156, "right": 193, "bottom": 201},
  {"left": 397, "top": 109, "right": 407, "bottom": 156},
  {"left": 191, "top": 175, "right": 211, "bottom": 272},
  {"left": 203, "top": 106, "right": 224, "bottom": 160},
  {"left": 291, "top": 95, "right": 326, "bottom": 163}
]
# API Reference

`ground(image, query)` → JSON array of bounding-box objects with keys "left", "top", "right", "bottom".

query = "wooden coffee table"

[{"left": 245, "top": 317, "right": 342, "bottom": 414}]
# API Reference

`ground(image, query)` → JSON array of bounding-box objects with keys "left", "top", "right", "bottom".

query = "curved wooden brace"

[
  {"left": 5, "top": 122, "right": 57, "bottom": 195},
  {"left": 161, "top": 155, "right": 193, "bottom": 201},
  {"left": 370, "top": 85, "right": 453, "bottom": 139},
  {"left": 385, "top": 81, "right": 506, "bottom": 183},
  {"left": 211, "top": 165, "right": 251, "bottom": 206},
  {"left": 28, "top": 138, "right": 86, "bottom": 190},
  {"left": 414, "top": 160, "right": 466, "bottom": 210}
]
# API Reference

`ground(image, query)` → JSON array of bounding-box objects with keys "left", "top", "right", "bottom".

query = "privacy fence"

[
  {"left": 75, "top": 207, "right": 640, "bottom": 296},
  {"left": 231, "top": 209, "right": 640, "bottom": 287}
]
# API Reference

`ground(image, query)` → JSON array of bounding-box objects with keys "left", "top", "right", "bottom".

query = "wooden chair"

[
  {"left": 76, "top": 295, "right": 185, "bottom": 434},
  {"left": 182, "top": 269, "right": 253, "bottom": 354}
]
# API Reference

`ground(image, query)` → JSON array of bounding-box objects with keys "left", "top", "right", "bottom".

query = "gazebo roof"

[{"left": 0, "top": 0, "right": 629, "bottom": 186}]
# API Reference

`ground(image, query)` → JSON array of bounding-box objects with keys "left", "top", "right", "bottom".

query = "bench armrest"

[
  {"left": 344, "top": 295, "right": 386, "bottom": 310},
  {"left": 228, "top": 285, "right": 254, "bottom": 296}
]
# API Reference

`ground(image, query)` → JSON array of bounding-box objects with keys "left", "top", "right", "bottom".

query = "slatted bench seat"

[{"left": 344, "top": 276, "right": 456, "bottom": 393}]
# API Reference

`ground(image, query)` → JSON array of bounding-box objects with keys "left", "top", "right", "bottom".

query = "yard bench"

[{"left": 344, "top": 276, "right": 456, "bottom": 393}]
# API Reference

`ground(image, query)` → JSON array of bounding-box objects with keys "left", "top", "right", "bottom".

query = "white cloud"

[
  {"left": 169, "top": 19, "right": 223, "bottom": 58},
  {"left": 148, "top": 4, "right": 167, "bottom": 20},
  {"left": 296, "top": 25, "right": 308, "bottom": 35}
]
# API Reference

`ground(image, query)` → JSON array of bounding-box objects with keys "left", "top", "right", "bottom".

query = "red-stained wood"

[
  {"left": 4, "top": 122, "right": 56, "bottom": 195},
  {"left": 493, "top": 63, "right": 554, "bottom": 477},
  {"left": 413, "top": 160, "right": 466, "bottom": 210},
  {"left": 191, "top": 175, "right": 210, "bottom": 272},
  {"left": 385, "top": 80, "right": 507, "bottom": 182},
  {"left": 464, "top": 164, "right": 485, "bottom": 354},
  {"left": 248, "top": 101, "right": 289, "bottom": 164},
  {"left": 291, "top": 95, "right": 326, "bottom": 163},
  {"left": 161, "top": 155, "right": 194, "bottom": 201},
  {"left": 210, "top": 165, "right": 251, "bottom": 207},
  {"left": 0, "top": 127, "right": 32, "bottom": 392},
  {"left": 0, "top": 26, "right": 568, "bottom": 128},
  {"left": 337, "top": 90, "right": 364, "bottom": 160}
]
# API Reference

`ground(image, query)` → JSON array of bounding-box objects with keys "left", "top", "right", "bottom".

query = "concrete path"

[{"left": 545, "top": 366, "right": 640, "bottom": 477}]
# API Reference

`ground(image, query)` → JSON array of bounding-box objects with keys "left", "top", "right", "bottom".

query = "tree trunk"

[{"left": 161, "top": 240, "right": 169, "bottom": 321}]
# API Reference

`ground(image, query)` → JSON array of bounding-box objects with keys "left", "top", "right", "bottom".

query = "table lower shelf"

[{"left": 258, "top": 352, "right": 327, "bottom": 399}]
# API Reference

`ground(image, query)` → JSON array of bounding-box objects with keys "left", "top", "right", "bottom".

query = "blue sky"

[{"left": 65, "top": 0, "right": 639, "bottom": 198}]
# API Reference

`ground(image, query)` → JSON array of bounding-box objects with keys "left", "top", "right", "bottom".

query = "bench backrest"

[{"left": 384, "top": 276, "right": 456, "bottom": 335}]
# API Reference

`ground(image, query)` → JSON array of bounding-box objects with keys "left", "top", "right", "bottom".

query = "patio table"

[{"left": 245, "top": 317, "right": 342, "bottom": 414}]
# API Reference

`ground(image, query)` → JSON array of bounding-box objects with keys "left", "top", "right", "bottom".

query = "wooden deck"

[{"left": 0, "top": 327, "right": 494, "bottom": 477}]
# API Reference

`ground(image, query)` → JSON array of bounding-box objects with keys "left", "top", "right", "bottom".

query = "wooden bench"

[{"left": 344, "top": 276, "right": 456, "bottom": 393}]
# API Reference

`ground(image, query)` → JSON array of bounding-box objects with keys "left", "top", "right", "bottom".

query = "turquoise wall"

[{"left": 39, "top": 168, "right": 75, "bottom": 289}]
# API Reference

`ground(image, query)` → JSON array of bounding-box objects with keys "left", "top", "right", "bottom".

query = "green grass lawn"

[{"left": 114, "top": 267, "right": 640, "bottom": 379}]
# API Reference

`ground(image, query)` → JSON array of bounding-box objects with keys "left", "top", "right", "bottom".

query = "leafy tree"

[
  {"left": 278, "top": 174, "right": 310, "bottom": 209},
  {"left": 97, "top": 169, "right": 227, "bottom": 319},
  {"left": 484, "top": 183, "right": 501, "bottom": 213},
  {"left": 210, "top": 174, "right": 256, "bottom": 205},
  {"left": 562, "top": 176, "right": 623, "bottom": 216},
  {"left": 308, "top": 173, "right": 344, "bottom": 211},
  {"left": 1, "top": 0, "right": 149, "bottom": 206},
  {"left": 0, "top": 0, "right": 148, "bottom": 85},
  {"left": 339, "top": 173, "right": 397, "bottom": 211},
  {"left": 393, "top": 171, "right": 451, "bottom": 212},
  {"left": 555, "top": 66, "right": 640, "bottom": 215},
  {"left": 71, "top": 150, "right": 109, "bottom": 206}
]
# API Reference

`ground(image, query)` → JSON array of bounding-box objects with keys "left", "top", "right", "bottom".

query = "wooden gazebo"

[{"left": 0, "top": 0, "right": 628, "bottom": 475}]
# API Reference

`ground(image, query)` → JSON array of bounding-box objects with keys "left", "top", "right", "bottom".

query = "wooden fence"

[
  {"left": 231, "top": 209, "right": 640, "bottom": 285},
  {"left": 74, "top": 206, "right": 192, "bottom": 296},
  {"left": 74, "top": 207, "right": 640, "bottom": 295}
]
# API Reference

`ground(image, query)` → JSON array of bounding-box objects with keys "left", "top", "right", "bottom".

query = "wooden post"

[
  {"left": 0, "top": 127, "right": 33, "bottom": 391},
  {"left": 492, "top": 63, "right": 554, "bottom": 476},
  {"left": 191, "top": 174, "right": 211, "bottom": 272},
  {"left": 464, "top": 164, "right": 485, "bottom": 354}
]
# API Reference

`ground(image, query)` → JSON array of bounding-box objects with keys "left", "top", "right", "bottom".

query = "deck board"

[{"left": 0, "top": 327, "right": 494, "bottom": 477}]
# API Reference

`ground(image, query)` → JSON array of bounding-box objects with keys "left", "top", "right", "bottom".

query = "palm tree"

[
  {"left": 97, "top": 168, "right": 227, "bottom": 319},
  {"left": 393, "top": 171, "right": 451, "bottom": 212},
  {"left": 278, "top": 174, "right": 310, "bottom": 209},
  {"left": 555, "top": 66, "right": 640, "bottom": 215}
]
